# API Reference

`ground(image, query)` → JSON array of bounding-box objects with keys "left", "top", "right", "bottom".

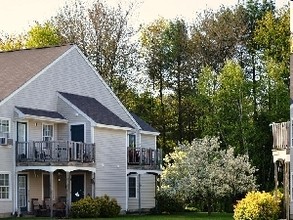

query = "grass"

[{"left": 3, "top": 212, "right": 233, "bottom": 220}]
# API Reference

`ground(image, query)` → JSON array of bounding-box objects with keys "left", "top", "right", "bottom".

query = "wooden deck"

[{"left": 16, "top": 141, "right": 95, "bottom": 165}]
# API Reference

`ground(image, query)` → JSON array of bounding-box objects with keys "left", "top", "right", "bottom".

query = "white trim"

[
  {"left": 74, "top": 46, "right": 141, "bottom": 129},
  {"left": 0, "top": 171, "right": 12, "bottom": 201},
  {"left": 69, "top": 123, "right": 86, "bottom": 142},
  {"left": 128, "top": 176, "right": 137, "bottom": 199},
  {"left": 140, "top": 130, "right": 160, "bottom": 136},
  {"left": 291, "top": 172, "right": 293, "bottom": 202},
  {"left": 14, "top": 105, "right": 68, "bottom": 124},
  {"left": 125, "top": 131, "right": 128, "bottom": 210},
  {"left": 91, "top": 126, "right": 95, "bottom": 144},
  {"left": 16, "top": 172, "right": 29, "bottom": 213},
  {"left": 127, "top": 169, "right": 162, "bottom": 175},
  {"left": 16, "top": 166, "right": 96, "bottom": 173},
  {"left": 59, "top": 93, "right": 132, "bottom": 131},
  {"left": 58, "top": 93, "right": 96, "bottom": 126},
  {"left": 0, "top": 46, "right": 75, "bottom": 107},
  {"left": 95, "top": 123, "right": 132, "bottom": 131},
  {"left": 42, "top": 123, "right": 54, "bottom": 141}
]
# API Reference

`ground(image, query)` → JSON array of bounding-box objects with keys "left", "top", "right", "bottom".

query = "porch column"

[
  {"left": 91, "top": 172, "right": 95, "bottom": 197},
  {"left": 274, "top": 161, "right": 278, "bottom": 192},
  {"left": 50, "top": 172, "right": 54, "bottom": 217},
  {"left": 66, "top": 171, "right": 70, "bottom": 217}
]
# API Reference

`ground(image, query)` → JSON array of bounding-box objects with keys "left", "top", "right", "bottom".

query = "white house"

[{"left": 0, "top": 45, "right": 161, "bottom": 217}]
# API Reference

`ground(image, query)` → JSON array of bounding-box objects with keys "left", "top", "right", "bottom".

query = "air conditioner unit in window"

[{"left": 0, "top": 137, "right": 7, "bottom": 145}]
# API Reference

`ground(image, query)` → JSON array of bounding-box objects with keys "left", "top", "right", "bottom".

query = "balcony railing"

[
  {"left": 16, "top": 141, "right": 95, "bottom": 163},
  {"left": 127, "top": 147, "right": 162, "bottom": 170}
]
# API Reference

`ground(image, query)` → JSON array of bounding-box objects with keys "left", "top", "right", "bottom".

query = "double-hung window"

[
  {"left": 0, "top": 173, "right": 10, "bottom": 199},
  {"left": 43, "top": 124, "right": 53, "bottom": 141},
  {"left": 128, "top": 176, "right": 137, "bottom": 198},
  {"left": 0, "top": 119, "right": 10, "bottom": 145},
  {"left": 128, "top": 134, "right": 136, "bottom": 148}
]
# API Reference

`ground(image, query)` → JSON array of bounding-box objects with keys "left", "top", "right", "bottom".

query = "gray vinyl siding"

[
  {"left": 128, "top": 174, "right": 156, "bottom": 210},
  {"left": 56, "top": 124, "right": 68, "bottom": 141},
  {"left": 0, "top": 148, "right": 13, "bottom": 214},
  {"left": 94, "top": 127, "right": 127, "bottom": 210},
  {"left": 140, "top": 134, "right": 156, "bottom": 149},
  {"left": 0, "top": 46, "right": 139, "bottom": 215},
  {"left": 57, "top": 98, "right": 92, "bottom": 143},
  {"left": 0, "top": 47, "right": 135, "bottom": 129}
]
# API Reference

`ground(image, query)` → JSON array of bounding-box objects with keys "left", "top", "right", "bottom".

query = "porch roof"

[
  {"left": 15, "top": 106, "right": 68, "bottom": 123},
  {"left": 58, "top": 92, "right": 133, "bottom": 129}
]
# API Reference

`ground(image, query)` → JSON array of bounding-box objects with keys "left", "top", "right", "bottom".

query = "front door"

[
  {"left": 70, "top": 124, "right": 84, "bottom": 160},
  {"left": 18, "top": 174, "right": 28, "bottom": 212},
  {"left": 17, "top": 122, "right": 27, "bottom": 158},
  {"left": 71, "top": 174, "right": 84, "bottom": 202}
]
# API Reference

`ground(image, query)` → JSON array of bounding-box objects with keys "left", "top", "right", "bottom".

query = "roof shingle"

[
  {"left": 130, "top": 112, "right": 158, "bottom": 133},
  {"left": 59, "top": 92, "right": 132, "bottom": 129},
  {"left": 15, "top": 106, "right": 66, "bottom": 119},
  {"left": 0, "top": 45, "right": 73, "bottom": 101}
]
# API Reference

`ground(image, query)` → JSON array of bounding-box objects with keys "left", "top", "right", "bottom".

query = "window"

[
  {"left": 0, "top": 173, "right": 9, "bottom": 199},
  {"left": 0, "top": 119, "right": 9, "bottom": 134},
  {"left": 128, "top": 177, "right": 136, "bottom": 198},
  {"left": 43, "top": 124, "right": 53, "bottom": 141},
  {"left": 128, "top": 134, "right": 136, "bottom": 148},
  {"left": 0, "top": 119, "right": 10, "bottom": 145}
]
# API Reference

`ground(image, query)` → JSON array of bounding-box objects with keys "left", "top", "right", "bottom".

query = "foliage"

[
  {"left": 0, "top": 33, "right": 25, "bottom": 51},
  {"left": 233, "top": 191, "right": 282, "bottom": 220},
  {"left": 161, "top": 136, "right": 257, "bottom": 214},
  {"left": 51, "top": 0, "right": 138, "bottom": 99},
  {"left": 155, "top": 190, "right": 186, "bottom": 213},
  {"left": 70, "top": 195, "right": 121, "bottom": 218},
  {"left": 26, "top": 22, "right": 61, "bottom": 48},
  {"left": 70, "top": 196, "right": 100, "bottom": 218},
  {"left": 97, "top": 194, "right": 121, "bottom": 217}
]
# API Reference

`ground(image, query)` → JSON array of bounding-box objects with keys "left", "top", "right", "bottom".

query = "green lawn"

[{"left": 7, "top": 212, "right": 233, "bottom": 220}]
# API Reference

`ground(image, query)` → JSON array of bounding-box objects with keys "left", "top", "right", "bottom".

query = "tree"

[
  {"left": 26, "top": 22, "right": 61, "bottom": 48},
  {"left": 161, "top": 136, "right": 257, "bottom": 214},
  {"left": 0, "top": 33, "right": 25, "bottom": 51},
  {"left": 51, "top": 0, "right": 137, "bottom": 98}
]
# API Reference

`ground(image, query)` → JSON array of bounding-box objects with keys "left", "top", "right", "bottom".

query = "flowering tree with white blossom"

[{"left": 161, "top": 136, "right": 257, "bottom": 214}]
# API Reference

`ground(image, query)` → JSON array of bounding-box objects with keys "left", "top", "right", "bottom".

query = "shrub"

[
  {"left": 155, "top": 191, "right": 185, "bottom": 213},
  {"left": 234, "top": 191, "right": 282, "bottom": 220},
  {"left": 70, "top": 194, "right": 121, "bottom": 218},
  {"left": 96, "top": 195, "right": 121, "bottom": 217},
  {"left": 70, "top": 196, "right": 100, "bottom": 218}
]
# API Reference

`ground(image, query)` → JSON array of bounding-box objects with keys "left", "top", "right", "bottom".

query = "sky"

[{"left": 0, "top": 0, "right": 290, "bottom": 35}]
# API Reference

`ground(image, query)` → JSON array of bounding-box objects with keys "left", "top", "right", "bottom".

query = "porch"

[
  {"left": 127, "top": 147, "right": 162, "bottom": 170},
  {"left": 16, "top": 141, "right": 95, "bottom": 165},
  {"left": 16, "top": 169, "right": 95, "bottom": 217}
]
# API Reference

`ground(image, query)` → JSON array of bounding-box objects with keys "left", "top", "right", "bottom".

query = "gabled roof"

[
  {"left": 59, "top": 92, "right": 133, "bottom": 129},
  {"left": 15, "top": 106, "right": 67, "bottom": 123},
  {"left": 130, "top": 112, "right": 158, "bottom": 133},
  {"left": 16, "top": 106, "right": 66, "bottom": 119},
  {"left": 0, "top": 45, "right": 73, "bottom": 102}
]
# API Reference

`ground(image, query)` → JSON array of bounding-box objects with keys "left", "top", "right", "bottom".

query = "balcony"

[
  {"left": 16, "top": 141, "right": 95, "bottom": 166},
  {"left": 127, "top": 147, "right": 162, "bottom": 170}
]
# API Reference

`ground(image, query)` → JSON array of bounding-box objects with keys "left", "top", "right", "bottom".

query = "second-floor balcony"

[
  {"left": 127, "top": 147, "right": 162, "bottom": 170},
  {"left": 16, "top": 141, "right": 95, "bottom": 166}
]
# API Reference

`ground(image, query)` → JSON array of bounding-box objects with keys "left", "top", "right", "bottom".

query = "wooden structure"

[{"left": 271, "top": 121, "right": 290, "bottom": 220}]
